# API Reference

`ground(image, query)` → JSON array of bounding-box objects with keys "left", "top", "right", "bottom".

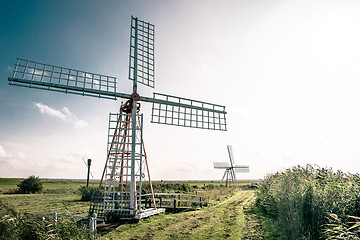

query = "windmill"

[
  {"left": 8, "top": 16, "right": 227, "bottom": 220},
  {"left": 213, "top": 145, "right": 249, "bottom": 187}
]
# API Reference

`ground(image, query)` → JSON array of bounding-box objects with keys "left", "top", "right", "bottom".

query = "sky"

[{"left": 1, "top": 0, "right": 360, "bottom": 180}]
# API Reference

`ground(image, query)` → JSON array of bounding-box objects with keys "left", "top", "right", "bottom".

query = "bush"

[
  {"left": 17, "top": 176, "right": 43, "bottom": 194},
  {"left": 79, "top": 186, "right": 97, "bottom": 201}
]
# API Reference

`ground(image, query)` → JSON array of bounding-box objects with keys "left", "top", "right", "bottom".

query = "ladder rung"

[
  {"left": 104, "top": 190, "right": 131, "bottom": 194},
  {"left": 104, "top": 199, "right": 130, "bottom": 203}
]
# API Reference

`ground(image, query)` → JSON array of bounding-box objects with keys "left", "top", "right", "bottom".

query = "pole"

[
  {"left": 87, "top": 159, "right": 91, "bottom": 187},
  {"left": 130, "top": 16, "right": 139, "bottom": 215}
]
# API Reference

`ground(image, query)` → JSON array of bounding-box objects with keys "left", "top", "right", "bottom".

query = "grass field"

[
  {"left": 0, "top": 178, "right": 260, "bottom": 239},
  {"left": 0, "top": 178, "right": 98, "bottom": 217}
]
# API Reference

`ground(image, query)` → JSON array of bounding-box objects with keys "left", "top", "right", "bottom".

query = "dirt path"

[{"left": 102, "top": 190, "right": 258, "bottom": 240}]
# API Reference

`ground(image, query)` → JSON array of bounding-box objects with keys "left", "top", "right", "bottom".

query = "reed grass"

[{"left": 255, "top": 164, "right": 360, "bottom": 239}]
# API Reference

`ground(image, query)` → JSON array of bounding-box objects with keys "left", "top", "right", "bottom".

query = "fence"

[
  {"left": 25, "top": 212, "right": 103, "bottom": 235},
  {"left": 142, "top": 193, "right": 205, "bottom": 210}
]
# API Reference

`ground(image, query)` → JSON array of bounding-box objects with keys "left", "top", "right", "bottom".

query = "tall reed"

[{"left": 255, "top": 164, "right": 360, "bottom": 239}]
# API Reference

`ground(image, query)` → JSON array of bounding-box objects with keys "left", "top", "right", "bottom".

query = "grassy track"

[{"left": 103, "top": 190, "right": 256, "bottom": 240}]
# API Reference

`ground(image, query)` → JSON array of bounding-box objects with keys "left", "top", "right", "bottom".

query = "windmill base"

[{"left": 89, "top": 191, "right": 165, "bottom": 220}]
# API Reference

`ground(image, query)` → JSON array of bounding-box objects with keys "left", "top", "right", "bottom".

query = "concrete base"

[{"left": 135, "top": 208, "right": 166, "bottom": 220}]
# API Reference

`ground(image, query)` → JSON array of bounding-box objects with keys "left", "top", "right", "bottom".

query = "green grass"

[
  {"left": 0, "top": 194, "right": 90, "bottom": 216},
  {"left": 103, "top": 190, "right": 257, "bottom": 240},
  {"left": 0, "top": 178, "right": 99, "bottom": 217},
  {"left": 0, "top": 178, "right": 263, "bottom": 239},
  {"left": 0, "top": 178, "right": 23, "bottom": 193}
]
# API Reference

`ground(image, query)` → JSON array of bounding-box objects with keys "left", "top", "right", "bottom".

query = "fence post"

[
  {"left": 200, "top": 197, "right": 202, "bottom": 207},
  {"left": 53, "top": 212, "right": 57, "bottom": 225},
  {"left": 173, "top": 199, "right": 177, "bottom": 211},
  {"left": 89, "top": 213, "right": 97, "bottom": 233}
]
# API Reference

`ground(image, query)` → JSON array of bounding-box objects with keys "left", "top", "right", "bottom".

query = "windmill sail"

[
  {"left": 8, "top": 58, "right": 121, "bottom": 100},
  {"left": 227, "top": 145, "right": 237, "bottom": 186},
  {"left": 213, "top": 162, "right": 230, "bottom": 169},
  {"left": 129, "top": 16, "right": 155, "bottom": 88},
  {"left": 151, "top": 92, "right": 227, "bottom": 131},
  {"left": 234, "top": 166, "right": 250, "bottom": 173}
]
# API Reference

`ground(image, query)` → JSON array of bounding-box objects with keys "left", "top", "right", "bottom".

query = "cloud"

[
  {"left": 52, "top": 134, "right": 64, "bottom": 140},
  {"left": 33, "top": 102, "right": 89, "bottom": 128},
  {"left": 0, "top": 145, "right": 12, "bottom": 159},
  {"left": 34, "top": 102, "right": 67, "bottom": 120},
  {"left": 0, "top": 145, "right": 24, "bottom": 164},
  {"left": 18, "top": 152, "right": 26, "bottom": 159}
]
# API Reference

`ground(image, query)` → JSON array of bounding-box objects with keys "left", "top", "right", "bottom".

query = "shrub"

[
  {"left": 17, "top": 176, "right": 43, "bottom": 194},
  {"left": 79, "top": 186, "right": 97, "bottom": 201}
]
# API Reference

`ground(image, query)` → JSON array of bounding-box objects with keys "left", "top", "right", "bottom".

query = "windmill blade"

[
  {"left": 227, "top": 145, "right": 234, "bottom": 167},
  {"left": 82, "top": 157, "right": 88, "bottom": 167},
  {"left": 213, "top": 162, "right": 230, "bottom": 169},
  {"left": 129, "top": 16, "right": 155, "bottom": 88},
  {"left": 8, "top": 58, "right": 128, "bottom": 101},
  {"left": 227, "top": 145, "right": 237, "bottom": 186},
  {"left": 149, "top": 92, "right": 227, "bottom": 131},
  {"left": 234, "top": 166, "right": 250, "bottom": 173}
]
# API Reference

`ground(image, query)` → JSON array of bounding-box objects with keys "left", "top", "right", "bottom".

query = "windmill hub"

[
  {"left": 131, "top": 92, "right": 140, "bottom": 101},
  {"left": 121, "top": 99, "right": 141, "bottom": 113}
]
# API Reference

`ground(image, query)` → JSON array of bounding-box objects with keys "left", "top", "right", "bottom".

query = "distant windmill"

[
  {"left": 82, "top": 158, "right": 93, "bottom": 187},
  {"left": 213, "top": 145, "right": 249, "bottom": 187},
  {"left": 8, "top": 16, "right": 227, "bottom": 220}
]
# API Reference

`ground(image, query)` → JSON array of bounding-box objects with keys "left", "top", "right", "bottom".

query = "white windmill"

[
  {"left": 8, "top": 16, "right": 227, "bottom": 220},
  {"left": 213, "top": 145, "right": 249, "bottom": 187}
]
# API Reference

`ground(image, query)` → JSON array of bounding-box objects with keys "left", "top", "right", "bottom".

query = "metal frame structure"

[
  {"left": 8, "top": 16, "right": 228, "bottom": 220},
  {"left": 213, "top": 145, "right": 249, "bottom": 187}
]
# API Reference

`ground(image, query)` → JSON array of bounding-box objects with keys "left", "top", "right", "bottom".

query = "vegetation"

[
  {"left": 103, "top": 190, "right": 257, "bottom": 240},
  {"left": 2, "top": 167, "right": 360, "bottom": 239},
  {"left": 0, "top": 178, "right": 260, "bottom": 239},
  {"left": 79, "top": 186, "right": 98, "bottom": 201},
  {"left": 0, "top": 200, "right": 95, "bottom": 240},
  {"left": 16, "top": 176, "right": 43, "bottom": 194},
  {"left": 0, "top": 179, "right": 97, "bottom": 217},
  {"left": 255, "top": 164, "right": 360, "bottom": 239}
]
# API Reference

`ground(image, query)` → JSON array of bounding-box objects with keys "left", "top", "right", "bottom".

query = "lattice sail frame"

[
  {"left": 213, "top": 162, "right": 249, "bottom": 173},
  {"left": 9, "top": 58, "right": 117, "bottom": 100},
  {"left": 151, "top": 93, "right": 227, "bottom": 130},
  {"left": 129, "top": 16, "right": 155, "bottom": 88},
  {"left": 213, "top": 162, "right": 230, "bottom": 168}
]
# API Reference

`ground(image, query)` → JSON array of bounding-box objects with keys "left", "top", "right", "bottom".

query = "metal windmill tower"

[
  {"left": 8, "top": 16, "right": 227, "bottom": 220},
  {"left": 213, "top": 145, "right": 249, "bottom": 187}
]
